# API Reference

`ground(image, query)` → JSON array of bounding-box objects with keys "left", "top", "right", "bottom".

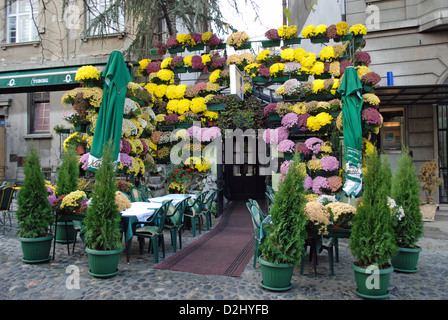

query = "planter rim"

[
  {"left": 19, "top": 234, "right": 54, "bottom": 242},
  {"left": 351, "top": 262, "right": 394, "bottom": 274},
  {"left": 258, "top": 256, "right": 294, "bottom": 268},
  {"left": 397, "top": 246, "right": 422, "bottom": 253},
  {"left": 85, "top": 246, "right": 123, "bottom": 255}
]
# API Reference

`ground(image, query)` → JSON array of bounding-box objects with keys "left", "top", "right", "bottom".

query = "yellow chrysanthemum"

[
  {"left": 319, "top": 46, "right": 335, "bottom": 61},
  {"left": 294, "top": 48, "right": 307, "bottom": 63},
  {"left": 137, "top": 59, "right": 151, "bottom": 76},
  {"left": 310, "top": 61, "right": 325, "bottom": 75},
  {"left": 157, "top": 69, "right": 174, "bottom": 82},
  {"left": 190, "top": 97, "right": 206, "bottom": 114},
  {"left": 315, "top": 24, "right": 327, "bottom": 36},
  {"left": 301, "top": 25, "right": 315, "bottom": 38},
  {"left": 336, "top": 21, "right": 349, "bottom": 36},
  {"left": 184, "top": 55, "right": 194, "bottom": 67},
  {"left": 75, "top": 65, "right": 100, "bottom": 81},
  {"left": 202, "top": 54, "right": 212, "bottom": 66},
  {"left": 202, "top": 31, "right": 212, "bottom": 43},
  {"left": 256, "top": 50, "right": 270, "bottom": 62},
  {"left": 301, "top": 52, "right": 316, "bottom": 69},
  {"left": 161, "top": 57, "right": 173, "bottom": 69},
  {"left": 154, "top": 84, "right": 167, "bottom": 98},
  {"left": 280, "top": 48, "right": 295, "bottom": 62},
  {"left": 312, "top": 79, "right": 326, "bottom": 93},
  {"left": 349, "top": 24, "right": 367, "bottom": 35},
  {"left": 269, "top": 63, "right": 285, "bottom": 77},
  {"left": 209, "top": 69, "right": 221, "bottom": 83},
  {"left": 356, "top": 66, "right": 371, "bottom": 78}
]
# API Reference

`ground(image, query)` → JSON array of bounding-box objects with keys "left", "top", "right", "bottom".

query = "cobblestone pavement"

[{"left": 1, "top": 204, "right": 447, "bottom": 302}]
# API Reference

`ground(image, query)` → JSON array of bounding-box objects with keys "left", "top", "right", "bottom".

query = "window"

[
  {"left": 30, "top": 92, "right": 50, "bottom": 133},
  {"left": 86, "top": 0, "right": 125, "bottom": 36},
  {"left": 6, "top": 0, "right": 39, "bottom": 44},
  {"left": 438, "top": 104, "right": 448, "bottom": 203}
]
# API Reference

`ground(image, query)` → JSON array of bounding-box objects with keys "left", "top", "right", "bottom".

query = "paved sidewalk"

[{"left": 1, "top": 205, "right": 447, "bottom": 301}]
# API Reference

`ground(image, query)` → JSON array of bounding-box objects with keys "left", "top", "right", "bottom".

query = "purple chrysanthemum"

[
  {"left": 321, "top": 156, "right": 339, "bottom": 171},
  {"left": 281, "top": 112, "right": 299, "bottom": 128}
]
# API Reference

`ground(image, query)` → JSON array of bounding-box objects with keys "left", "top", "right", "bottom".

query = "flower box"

[
  {"left": 268, "top": 115, "right": 281, "bottom": 121},
  {"left": 186, "top": 44, "right": 205, "bottom": 52},
  {"left": 173, "top": 67, "right": 187, "bottom": 74},
  {"left": 261, "top": 39, "right": 281, "bottom": 47},
  {"left": 283, "top": 94, "right": 301, "bottom": 102},
  {"left": 252, "top": 76, "right": 270, "bottom": 83},
  {"left": 284, "top": 37, "right": 302, "bottom": 45},
  {"left": 74, "top": 124, "right": 87, "bottom": 133},
  {"left": 59, "top": 128, "right": 71, "bottom": 134},
  {"left": 330, "top": 111, "right": 341, "bottom": 118},
  {"left": 310, "top": 36, "right": 328, "bottom": 44},
  {"left": 305, "top": 94, "right": 334, "bottom": 101},
  {"left": 271, "top": 75, "right": 289, "bottom": 83},
  {"left": 209, "top": 43, "right": 226, "bottom": 50},
  {"left": 328, "top": 226, "right": 351, "bottom": 239},
  {"left": 123, "top": 114, "right": 133, "bottom": 119},
  {"left": 234, "top": 43, "right": 251, "bottom": 50},
  {"left": 187, "top": 67, "right": 203, "bottom": 73},
  {"left": 284, "top": 153, "right": 294, "bottom": 160},
  {"left": 160, "top": 125, "right": 175, "bottom": 131},
  {"left": 313, "top": 73, "right": 332, "bottom": 79},
  {"left": 168, "top": 46, "right": 185, "bottom": 54},
  {"left": 128, "top": 95, "right": 147, "bottom": 107},
  {"left": 207, "top": 103, "right": 226, "bottom": 111},
  {"left": 290, "top": 74, "right": 309, "bottom": 82},
  {"left": 334, "top": 34, "right": 352, "bottom": 42},
  {"left": 175, "top": 123, "right": 193, "bottom": 129}
]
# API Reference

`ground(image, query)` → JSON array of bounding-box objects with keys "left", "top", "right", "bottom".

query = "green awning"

[{"left": 0, "top": 66, "right": 81, "bottom": 89}]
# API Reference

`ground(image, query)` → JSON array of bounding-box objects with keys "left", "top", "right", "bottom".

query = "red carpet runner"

[{"left": 155, "top": 201, "right": 255, "bottom": 277}]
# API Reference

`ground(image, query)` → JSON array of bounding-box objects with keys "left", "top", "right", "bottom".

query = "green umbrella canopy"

[
  {"left": 87, "top": 51, "right": 132, "bottom": 172},
  {"left": 338, "top": 66, "right": 364, "bottom": 197}
]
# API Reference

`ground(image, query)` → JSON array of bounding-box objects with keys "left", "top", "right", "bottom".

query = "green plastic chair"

[
  {"left": 201, "top": 188, "right": 221, "bottom": 231},
  {"left": 265, "top": 191, "right": 275, "bottom": 213},
  {"left": 246, "top": 201, "right": 264, "bottom": 268},
  {"left": 248, "top": 198, "right": 267, "bottom": 222},
  {"left": 138, "top": 185, "right": 154, "bottom": 200},
  {"left": 129, "top": 187, "right": 146, "bottom": 202},
  {"left": 164, "top": 197, "right": 190, "bottom": 252},
  {"left": 266, "top": 185, "right": 275, "bottom": 196},
  {"left": 132, "top": 200, "right": 172, "bottom": 264},
  {"left": 184, "top": 191, "right": 208, "bottom": 237}
]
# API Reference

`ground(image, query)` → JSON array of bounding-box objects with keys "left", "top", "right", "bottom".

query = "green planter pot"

[
  {"left": 19, "top": 235, "right": 54, "bottom": 264},
  {"left": 314, "top": 73, "right": 332, "bottom": 79},
  {"left": 74, "top": 124, "right": 87, "bottom": 133},
  {"left": 168, "top": 46, "right": 185, "bottom": 54},
  {"left": 173, "top": 67, "right": 187, "bottom": 74},
  {"left": 261, "top": 39, "right": 281, "bottom": 47},
  {"left": 85, "top": 246, "right": 123, "bottom": 278},
  {"left": 187, "top": 67, "right": 203, "bottom": 73},
  {"left": 55, "top": 221, "right": 76, "bottom": 243},
  {"left": 352, "top": 263, "right": 393, "bottom": 299},
  {"left": 310, "top": 36, "right": 328, "bottom": 44},
  {"left": 334, "top": 34, "right": 353, "bottom": 42},
  {"left": 268, "top": 115, "right": 281, "bottom": 121},
  {"left": 209, "top": 43, "right": 226, "bottom": 50},
  {"left": 234, "top": 43, "right": 251, "bottom": 50},
  {"left": 391, "top": 247, "right": 422, "bottom": 273},
  {"left": 259, "top": 257, "right": 294, "bottom": 291},
  {"left": 271, "top": 75, "right": 289, "bottom": 83},
  {"left": 284, "top": 37, "right": 302, "bottom": 45},
  {"left": 186, "top": 44, "right": 204, "bottom": 52},
  {"left": 252, "top": 76, "right": 270, "bottom": 83},
  {"left": 207, "top": 103, "right": 226, "bottom": 111},
  {"left": 175, "top": 123, "right": 193, "bottom": 129}
]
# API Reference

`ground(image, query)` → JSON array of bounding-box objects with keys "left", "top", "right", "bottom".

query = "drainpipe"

[
  {"left": 283, "top": 0, "right": 287, "bottom": 25},
  {"left": 341, "top": 0, "right": 346, "bottom": 21}
]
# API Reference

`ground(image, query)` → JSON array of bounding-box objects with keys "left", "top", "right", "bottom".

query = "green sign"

[{"left": 0, "top": 67, "right": 80, "bottom": 88}]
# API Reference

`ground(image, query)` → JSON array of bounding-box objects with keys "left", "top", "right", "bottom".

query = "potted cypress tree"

[
  {"left": 83, "top": 141, "right": 123, "bottom": 277},
  {"left": 350, "top": 149, "right": 398, "bottom": 299},
  {"left": 390, "top": 147, "right": 424, "bottom": 272},
  {"left": 54, "top": 148, "right": 80, "bottom": 244},
  {"left": 258, "top": 154, "right": 308, "bottom": 291},
  {"left": 16, "top": 144, "right": 55, "bottom": 263}
]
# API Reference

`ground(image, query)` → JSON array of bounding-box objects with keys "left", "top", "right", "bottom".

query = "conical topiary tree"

[
  {"left": 350, "top": 148, "right": 398, "bottom": 268},
  {"left": 390, "top": 147, "right": 423, "bottom": 248},
  {"left": 259, "top": 154, "right": 308, "bottom": 265},
  {"left": 16, "top": 144, "right": 54, "bottom": 238},
  {"left": 56, "top": 148, "right": 80, "bottom": 197},
  {"left": 83, "top": 140, "right": 122, "bottom": 251}
]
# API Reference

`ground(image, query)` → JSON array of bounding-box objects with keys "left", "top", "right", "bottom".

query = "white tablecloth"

[
  {"left": 121, "top": 202, "right": 156, "bottom": 222},
  {"left": 149, "top": 194, "right": 196, "bottom": 205}
]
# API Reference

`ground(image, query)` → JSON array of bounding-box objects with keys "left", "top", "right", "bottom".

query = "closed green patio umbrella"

[
  {"left": 338, "top": 66, "right": 364, "bottom": 198},
  {"left": 88, "top": 51, "right": 132, "bottom": 172}
]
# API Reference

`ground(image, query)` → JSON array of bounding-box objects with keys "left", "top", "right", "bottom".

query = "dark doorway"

[{"left": 223, "top": 135, "right": 266, "bottom": 200}]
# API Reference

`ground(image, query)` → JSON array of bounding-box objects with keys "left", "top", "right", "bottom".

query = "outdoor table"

[
  {"left": 121, "top": 194, "right": 197, "bottom": 262},
  {"left": 328, "top": 226, "right": 351, "bottom": 262}
]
